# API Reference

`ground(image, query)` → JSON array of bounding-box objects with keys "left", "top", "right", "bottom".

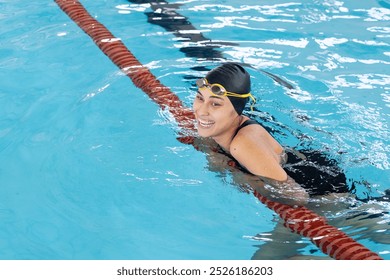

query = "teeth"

[{"left": 198, "top": 119, "right": 214, "bottom": 128}]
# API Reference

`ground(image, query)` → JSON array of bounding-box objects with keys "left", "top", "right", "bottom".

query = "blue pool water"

[{"left": 0, "top": 0, "right": 389, "bottom": 259}]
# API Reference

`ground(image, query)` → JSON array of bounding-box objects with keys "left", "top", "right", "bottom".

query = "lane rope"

[{"left": 54, "top": 0, "right": 382, "bottom": 260}]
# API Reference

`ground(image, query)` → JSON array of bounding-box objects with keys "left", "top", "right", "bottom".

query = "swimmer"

[{"left": 192, "top": 63, "right": 352, "bottom": 205}]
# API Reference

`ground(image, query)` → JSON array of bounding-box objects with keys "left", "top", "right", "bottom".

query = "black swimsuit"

[{"left": 222, "top": 119, "right": 352, "bottom": 196}]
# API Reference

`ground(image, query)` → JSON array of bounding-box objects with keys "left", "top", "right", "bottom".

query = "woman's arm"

[
  {"left": 260, "top": 176, "right": 309, "bottom": 206},
  {"left": 193, "top": 135, "right": 309, "bottom": 205},
  {"left": 230, "top": 131, "right": 309, "bottom": 205},
  {"left": 230, "top": 132, "right": 287, "bottom": 181}
]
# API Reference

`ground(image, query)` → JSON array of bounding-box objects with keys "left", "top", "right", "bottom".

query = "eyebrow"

[{"left": 197, "top": 90, "right": 224, "bottom": 101}]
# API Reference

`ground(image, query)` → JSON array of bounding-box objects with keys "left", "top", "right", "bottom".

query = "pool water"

[{"left": 0, "top": 0, "right": 389, "bottom": 259}]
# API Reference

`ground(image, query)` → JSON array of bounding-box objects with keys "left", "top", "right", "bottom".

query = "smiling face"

[{"left": 192, "top": 86, "right": 240, "bottom": 140}]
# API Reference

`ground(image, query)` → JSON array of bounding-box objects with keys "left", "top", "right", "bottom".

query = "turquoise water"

[{"left": 0, "top": 0, "right": 389, "bottom": 259}]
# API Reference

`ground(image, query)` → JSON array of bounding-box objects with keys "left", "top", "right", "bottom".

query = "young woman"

[{"left": 192, "top": 63, "right": 351, "bottom": 205}]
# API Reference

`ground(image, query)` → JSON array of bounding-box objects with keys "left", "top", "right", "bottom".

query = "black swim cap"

[{"left": 205, "top": 63, "right": 251, "bottom": 115}]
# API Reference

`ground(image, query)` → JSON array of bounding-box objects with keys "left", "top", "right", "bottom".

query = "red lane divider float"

[
  {"left": 255, "top": 192, "right": 382, "bottom": 260},
  {"left": 54, "top": 0, "right": 382, "bottom": 260},
  {"left": 56, "top": 0, "right": 195, "bottom": 132}
]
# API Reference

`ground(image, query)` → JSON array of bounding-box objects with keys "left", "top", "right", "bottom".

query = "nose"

[{"left": 195, "top": 100, "right": 209, "bottom": 116}]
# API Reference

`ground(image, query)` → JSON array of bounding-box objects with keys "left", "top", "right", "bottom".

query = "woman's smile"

[{"left": 197, "top": 118, "right": 215, "bottom": 129}]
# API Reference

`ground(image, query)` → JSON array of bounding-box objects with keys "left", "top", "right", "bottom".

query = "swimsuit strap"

[{"left": 233, "top": 119, "right": 259, "bottom": 138}]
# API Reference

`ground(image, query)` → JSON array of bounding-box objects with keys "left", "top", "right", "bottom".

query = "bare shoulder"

[
  {"left": 231, "top": 121, "right": 282, "bottom": 153},
  {"left": 236, "top": 121, "right": 283, "bottom": 155},
  {"left": 230, "top": 126, "right": 270, "bottom": 158},
  {"left": 229, "top": 122, "right": 287, "bottom": 181}
]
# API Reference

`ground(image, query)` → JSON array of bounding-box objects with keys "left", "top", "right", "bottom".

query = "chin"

[{"left": 196, "top": 126, "right": 214, "bottom": 138}]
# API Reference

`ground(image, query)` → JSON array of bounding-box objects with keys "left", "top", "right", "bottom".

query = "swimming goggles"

[{"left": 196, "top": 78, "right": 256, "bottom": 103}]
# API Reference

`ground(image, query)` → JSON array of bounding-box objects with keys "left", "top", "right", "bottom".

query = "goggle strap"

[
  {"left": 199, "top": 78, "right": 244, "bottom": 97},
  {"left": 198, "top": 78, "right": 257, "bottom": 110}
]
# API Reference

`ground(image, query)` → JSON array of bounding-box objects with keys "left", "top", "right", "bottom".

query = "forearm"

[{"left": 259, "top": 175, "right": 309, "bottom": 206}]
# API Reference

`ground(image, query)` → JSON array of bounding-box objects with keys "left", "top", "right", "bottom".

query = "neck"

[{"left": 212, "top": 115, "right": 243, "bottom": 152}]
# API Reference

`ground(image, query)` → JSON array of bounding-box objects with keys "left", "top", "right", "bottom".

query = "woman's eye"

[
  {"left": 196, "top": 95, "right": 204, "bottom": 101},
  {"left": 212, "top": 102, "right": 222, "bottom": 107}
]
